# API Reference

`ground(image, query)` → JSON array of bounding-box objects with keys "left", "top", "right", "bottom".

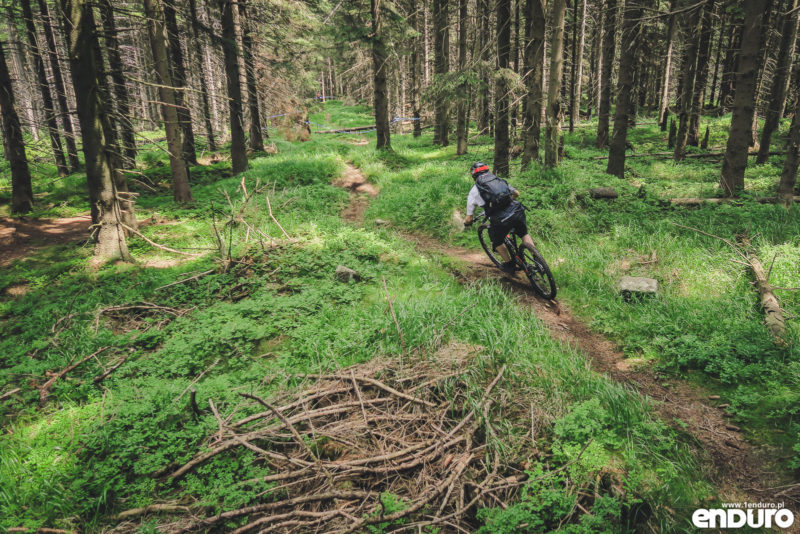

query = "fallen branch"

[
  {"left": 93, "top": 352, "right": 133, "bottom": 383},
  {"left": 174, "top": 358, "right": 220, "bottom": 403},
  {"left": 39, "top": 347, "right": 110, "bottom": 405},
  {"left": 672, "top": 223, "right": 787, "bottom": 344},
  {"left": 740, "top": 238, "right": 787, "bottom": 344},
  {"left": 265, "top": 194, "right": 290, "bottom": 238},
  {"left": 0, "top": 388, "right": 21, "bottom": 401},
  {"left": 120, "top": 223, "right": 205, "bottom": 256},
  {"left": 113, "top": 503, "right": 190, "bottom": 520}
]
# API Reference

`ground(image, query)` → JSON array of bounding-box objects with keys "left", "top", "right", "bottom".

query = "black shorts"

[{"left": 489, "top": 210, "right": 528, "bottom": 249}]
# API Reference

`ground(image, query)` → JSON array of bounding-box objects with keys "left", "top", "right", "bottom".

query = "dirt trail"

[
  {"left": 0, "top": 214, "right": 91, "bottom": 266},
  {"left": 334, "top": 163, "right": 378, "bottom": 223},
  {"left": 336, "top": 164, "right": 797, "bottom": 513}
]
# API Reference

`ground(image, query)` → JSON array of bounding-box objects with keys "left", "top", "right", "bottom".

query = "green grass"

[
  {"left": 2, "top": 102, "right": 795, "bottom": 532},
  {"left": 317, "top": 103, "right": 800, "bottom": 468}
]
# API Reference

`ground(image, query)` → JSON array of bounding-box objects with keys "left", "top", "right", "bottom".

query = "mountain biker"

[{"left": 463, "top": 162, "right": 537, "bottom": 274}]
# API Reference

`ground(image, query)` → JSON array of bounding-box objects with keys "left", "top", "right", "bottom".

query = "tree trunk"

[
  {"left": 433, "top": 0, "right": 450, "bottom": 145},
  {"left": 688, "top": 0, "right": 714, "bottom": 145},
  {"left": 1, "top": 41, "right": 34, "bottom": 214},
  {"left": 163, "top": 0, "right": 197, "bottom": 164},
  {"left": 20, "top": 0, "right": 68, "bottom": 176},
  {"left": 674, "top": 4, "right": 704, "bottom": 161},
  {"left": 98, "top": 0, "right": 137, "bottom": 168},
  {"left": 219, "top": 0, "right": 248, "bottom": 172},
  {"left": 719, "top": 17, "right": 742, "bottom": 110},
  {"left": 478, "top": 0, "right": 491, "bottom": 134},
  {"left": 144, "top": 0, "right": 194, "bottom": 201},
  {"left": 37, "top": 0, "right": 80, "bottom": 171},
  {"left": 606, "top": 0, "right": 644, "bottom": 178},
  {"left": 410, "top": 0, "right": 422, "bottom": 137},
  {"left": 569, "top": 0, "right": 586, "bottom": 131},
  {"left": 5, "top": 13, "right": 39, "bottom": 141},
  {"left": 494, "top": 0, "right": 512, "bottom": 176},
  {"left": 569, "top": 0, "right": 586, "bottom": 132},
  {"left": 511, "top": 0, "right": 521, "bottom": 137},
  {"left": 60, "top": 0, "right": 131, "bottom": 260},
  {"left": 372, "top": 0, "right": 391, "bottom": 149},
  {"left": 659, "top": 0, "right": 679, "bottom": 127},
  {"left": 522, "top": 0, "right": 545, "bottom": 169},
  {"left": 596, "top": 0, "right": 617, "bottom": 147},
  {"left": 238, "top": 0, "right": 265, "bottom": 152},
  {"left": 708, "top": 13, "right": 725, "bottom": 108},
  {"left": 587, "top": 4, "right": 602, "bottom": 119},
  {"left": 545, "top": 0, "right": 567, "bottom": 167},
  {"left": 757, "top": 0, "right": 799, "bottom": 163},
  {"left": 778, "top": 92, "right": 800, "bottom": 206},
  {"left": 188, "top": 0, "right": 217, "bottom": 150},
  {"left": 456, "top": 0, "right": 468, "bottom": 154},
  {"left": 719, "top": 0, "right": 768, "bottom": 196}
]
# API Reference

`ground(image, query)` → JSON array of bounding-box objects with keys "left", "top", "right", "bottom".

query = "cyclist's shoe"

[{"left": 500, "top": 261, "right": 516, "bottom": 274}]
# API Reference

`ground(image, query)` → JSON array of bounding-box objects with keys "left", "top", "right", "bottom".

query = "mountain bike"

[{"left": 470, "top": 209, "right": 557, "bottom": 300}]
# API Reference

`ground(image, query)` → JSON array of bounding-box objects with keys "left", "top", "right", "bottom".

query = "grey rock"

[
  {"left": 619, "top": 276, "right": 658, "bottom": 295},
  {"left": 335, "top": 265, "right": 361, "bottom": 282},
  {"left": 589, "top": 187, "right": 619, "bottom": 199}
]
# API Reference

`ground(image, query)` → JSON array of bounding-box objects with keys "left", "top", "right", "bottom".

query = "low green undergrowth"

[
  {"left": 317, "top": 103, "right": 800, "bottom": 473},
  {"left": 1, "top": 122, "right": 716, "bottom": 532}
]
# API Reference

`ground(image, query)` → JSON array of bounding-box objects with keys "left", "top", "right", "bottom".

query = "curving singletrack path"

[{"left": 335, "top": 162, "right": 799, "bottom": 520}]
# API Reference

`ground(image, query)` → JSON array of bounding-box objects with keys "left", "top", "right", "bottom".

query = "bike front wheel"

[
  {"left": 478, "top": 224, "right": 505, "bottom": 268},
  {"left": 520, "top": 243, "right": 557, "bottom": 299}
]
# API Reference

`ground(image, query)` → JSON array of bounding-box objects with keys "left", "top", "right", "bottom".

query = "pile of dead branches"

[{"left": 132, "top": 359, "right": 538, "bottom": 533}]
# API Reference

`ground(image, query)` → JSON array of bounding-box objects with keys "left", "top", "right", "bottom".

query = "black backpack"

[{"left": 475, "top": 172, "right": 513, "bottom": 215}]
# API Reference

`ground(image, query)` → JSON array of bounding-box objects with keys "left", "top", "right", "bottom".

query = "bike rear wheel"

[
  {"left": 478, "top": 224, "right": 505, "bottom": 268},
  {"left": 520, "top": 243, "right": 557, "bottom": 299}
]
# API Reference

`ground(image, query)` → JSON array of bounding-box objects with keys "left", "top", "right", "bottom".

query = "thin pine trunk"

[
  {"left": 1, "top": 41, "right": 34, "bottom": 214},
  {"left": 522, "top": 0, "right": 545, "bottom": 168},
  {"left": 708, "top": 13, "right": 725, "bottom": 108},
  {"left": 98, "top": 0, "right": 137, "bottom": 168},
  {"left": 410, "top": 0, "right": 422, "bottom": 137},
  {"left": 719, "top": 0, "right": 768, "bottom": 195},
  {"left": 570, "top": 0, "right": 587, "bottom": 130},
  {"left": 219, "top": 0, "right": 248, "bottom": 172},
  {"left": 372, "top": 0, "right": 391, "bottom": 149},
  {"left": 239, "top": 0, "right": 265, "bottom": 151},
  {"left": 478, "top": 0, "right": 491, "bottom": 134},
  {"left": 494, "top": 0, "right": 512, "bottom": 176},
  {"left": 20, "top": 0, "right": 68, "bottom": 176},
  {"left": 545, "top": 0, "right": 567, "bottom": 167},
  {"left": 60, "top": 0, "right": 131, "bottom": 260},
  {"left": 456, "top": 0, "right": 468, "bottom": 154},
  {"left": 188, "top": 0, "right": 217, "bottom": 150},
  {"left": 596, "top": 0, "right": 616, "bottom": 147},
  {"left": 163, "top": 0, "right": 197, "bottom": 164},
  {"left": 659, "top": 0, "right": 678, "bottom": 126},
  {"left": 606, "top": 0, "right": 644, "bottom": 178},
  {"left": 433, "top": 0, "right": 450, "bottom": 145},
  {"left": 37, "top": 0, "right": 80, "bottom": 171},
  {"left": 144, "top": 0, "right": 194, "bottom": 201},
  {"left": 778, "top": 92, "right": 800, "bottom": 205},
  {"left": 674, "top": 4, "right": 704, "bottom": 161},
  {"left": 757, "top": 0, "right": 799, "bottom": 163},
  {"left": 688, "top": 0, "right": 715, "bottom": 145}
]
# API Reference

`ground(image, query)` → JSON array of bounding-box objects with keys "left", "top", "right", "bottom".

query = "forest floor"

[
  {"left": 0, "top": 214, "right": 91, "bottom": 267},
  {"left": 1, "top": 101, "right": 799, "bottom": 532},
  {"left": 335, "top": 161, "right": 792, "bottom": 511}
]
